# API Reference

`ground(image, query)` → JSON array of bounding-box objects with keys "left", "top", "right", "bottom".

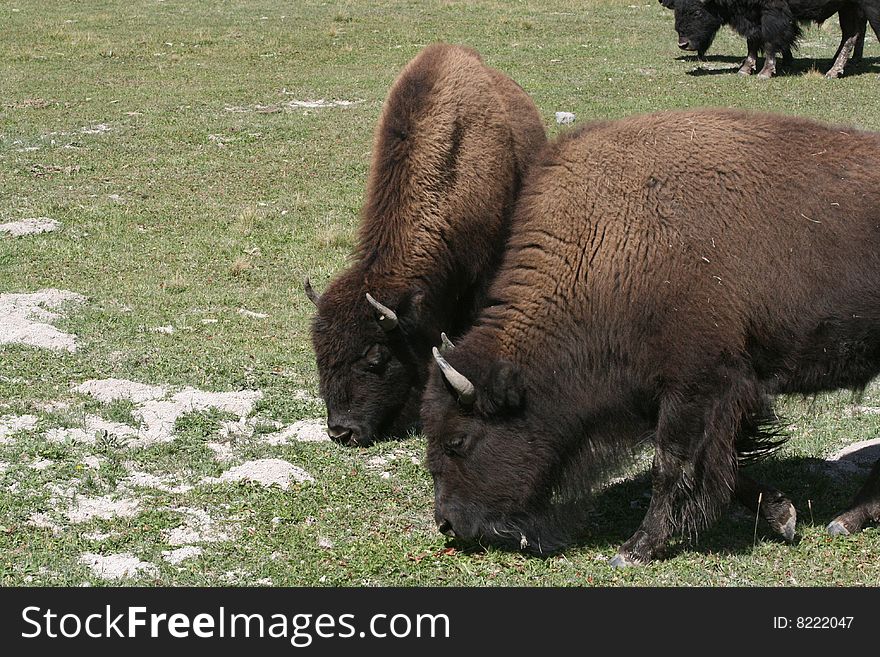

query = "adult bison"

[
  {"left": 421, "top": 108, "right": 880, "bottom": 566},
  {"left": 660, "top": 0, "right": 876, "bottom": 78},
  {"left": 305, "top": 44, "right": 546, "bottom": 446}
]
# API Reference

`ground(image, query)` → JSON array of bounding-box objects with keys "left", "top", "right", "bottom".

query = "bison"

[
  {"left": 305, "top": 43, "right": 546, "bottom": 446},
  {"left": 660, "top": 0, "right": 876, "bottom": 78},
  {"left": 421, "top": 108, "right": 880, "bottom": 566}
]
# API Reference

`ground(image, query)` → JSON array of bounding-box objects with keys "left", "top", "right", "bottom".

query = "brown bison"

[
  {"left": 305, "top": 43, "right": 546, "bottom": 446},
  {"left": 421, "top": 108, "right": 880, "bottom": 566}
]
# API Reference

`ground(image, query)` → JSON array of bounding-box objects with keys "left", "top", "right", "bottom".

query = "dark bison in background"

[
  {"left": 421, "top": 108, "right": 880, "bottom": 566},
  {"left": 305, "top": 43, "right": 546, "bottom": 446},
  {"left": 660, "top": 0, "right": 878, "bottom": 78}
]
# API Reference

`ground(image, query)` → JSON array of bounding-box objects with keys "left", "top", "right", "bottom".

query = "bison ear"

[{"left": 479, "top": 360, "right": 525, "bottom": 416}]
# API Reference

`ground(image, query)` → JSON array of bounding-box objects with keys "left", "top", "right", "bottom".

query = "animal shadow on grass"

[
  {"left": 682, "top": 54, "right": 880, "bottom": 77},
  {"left": 441, "top": 446, "right": 878, "bottom": 563}
]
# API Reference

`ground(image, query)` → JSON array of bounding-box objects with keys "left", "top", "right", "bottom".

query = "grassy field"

[{"left": 1, "top": 0, "right": 879, "bottom": 587}]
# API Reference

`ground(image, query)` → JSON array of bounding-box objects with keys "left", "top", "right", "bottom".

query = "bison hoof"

[
  {"left": 610, "top": 553, "right": 642, "bottom": 569},
  {"left": 769, "top": 502, "right": 797, "bottom": 542},
  {"left": 826, "top": 519, "right": 852, "bottom": 536}
]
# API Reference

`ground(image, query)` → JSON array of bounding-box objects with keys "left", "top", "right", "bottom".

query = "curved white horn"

[
  {"left": 432, "top": 347, "right": 476, "bottom": 406},
  {"left": 440, "top": 332, "right": 455, "bottom": 353},
  {"left": 366, "top": 293, "right": 399, "bottom": 331}
]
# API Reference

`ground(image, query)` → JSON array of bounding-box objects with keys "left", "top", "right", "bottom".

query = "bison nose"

[
  {"left": 327, "top": 425, "right": 354, "bottom": 444},
  {"left": 437, "top": 518, "right": 456, "bottom": 538},
  {"left": 678, "top": 39, "right": 691, "bottom": 50}
]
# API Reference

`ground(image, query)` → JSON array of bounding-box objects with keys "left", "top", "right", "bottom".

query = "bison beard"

[
  {"left": 305, "top": 43, "right": 546, "bottom": 446},
  {"left": 421, "top": 108, "right": 880, "bottom": 566}
]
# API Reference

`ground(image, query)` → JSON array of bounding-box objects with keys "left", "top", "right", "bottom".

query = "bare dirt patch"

[
  {"left": 0, "top": 289, "right": 85, "bottom": 352},
  {"left": 0, "top": 217, "right": 61, "bottom": 237},
  {"left": 0, "top": 414, "right": 38, "bottom": 443},
  {"left": 79, "top": 552, "right": 158, "bottom": 580},
  {"left": 201, "top": 458, "right": 313, "bottom": 490},
  {"left": 74, "top": 378, "right": 262, "bottom": 448}
]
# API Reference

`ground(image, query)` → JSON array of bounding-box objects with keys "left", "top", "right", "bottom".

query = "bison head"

[
  {"left": 670, "top": 0, "right": 723, "bottom": 59},
  {"left": 421, "top": 341, "right": 585, "bottom": 554},
  {"left": 306, "top": 274, "right": 428, "bottom": 447}
]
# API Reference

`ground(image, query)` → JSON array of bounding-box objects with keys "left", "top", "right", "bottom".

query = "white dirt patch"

[
  {"left": 121, "top": 469, "right": 194, "bottom": 494},
  {"left": 0, "top": 217, "right": 61, "bottom": 237},
  {"left": 67, "top": 495, "right": 141, "bottom": 523},
  {"left": 825, "top": 438, "right": 880, "bottom": 475},
  {"left": 163, "top": 507, "right": 230, "bottom": 546},
  {"left": 206, "top": 442, "right": 236, "bottom": 462},
  {"left": 285, "top": 99, "right": 358, "bottom": 108},
  {"left": 79, "top": 552, "right": 158, "bottom": 580},
  {"left": 0, "top": 462, "right": 8, "bottom": 473},
  {"left": 80, "top": 123, "right": 111, "bottom": 135},
  {"left": 27, "top": 512, "right": 63, "bottom": 534},
  {"left": 262, "top": 418, "right": 328, "bottom": 445},
  {"left": 74, "top": 378, "right": 261, "bottom": 448},
  {"left": 29, "top": 458, "right": 53, "bottom": 470},
  {"left": 75, "top": 378, "right": 166, "bottom": 404},
  {"left": 201, "top": 458, "right": 313, "bottom": 490},
  {"left": 45, "top": 414, "right": 138, "bottom": 445},
  {"left": 0, "top": 414, "right": 38, "bottom": 443},
  {"left": 162, "top": 546, "right": 202, "bottom": 565},
  {"left": 0, "top": 289, "right": 85, "bottom": 352},
  {"left": 237, "top": 308, "right": 268, "bottom": 319}
]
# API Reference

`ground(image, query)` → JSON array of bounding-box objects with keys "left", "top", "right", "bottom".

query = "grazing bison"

[
  {"left": 421, "top": 108, "right": 880, "bottom": 566},
  {"left": 660, "top": 0, "right": 876, "bottom": 78},
  {"left": 305, "top": 43, "right": 546, "bottom": 446}
]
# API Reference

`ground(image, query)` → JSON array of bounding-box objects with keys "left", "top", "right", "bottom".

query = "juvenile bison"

[
  {"left": 660, "top": 0, "right": 876, "bottom": 78},
  {"left": 305, "top": 43, "right": 546, "bottom": 446},
  {"left": 421, "top": 108, "right": 880, "bottom": 566}
]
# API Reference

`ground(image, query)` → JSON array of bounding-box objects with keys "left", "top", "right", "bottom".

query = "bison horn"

[
  {"left": 440, "top": 332, "right": 455, "bottom": 353},
  {"left": 432, "top": 347, "right": 476, "bottom": 406},
  {"left": 366, "top": 293, "right": 399, "bottom": 331},
  {"left": 304, "top": 278, "right": 320, "bottom": 307}
]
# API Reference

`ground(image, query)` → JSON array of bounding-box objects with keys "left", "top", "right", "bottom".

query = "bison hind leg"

[{"left": 827, "top": 458, "right": 880, "bottom": 535}]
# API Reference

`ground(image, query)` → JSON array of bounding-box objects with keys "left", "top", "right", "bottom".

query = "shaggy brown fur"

[
  {"left": 422, "top": 108, "right": 880, "bottom": 564},
  {"left": 307, "top": 43, "right": 546, "bottom": 446}
]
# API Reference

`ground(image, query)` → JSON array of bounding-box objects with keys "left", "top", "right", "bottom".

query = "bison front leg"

[
  {"left": 827, "top": 458, "right": 880, "bottom": 535},
  {"left": 757, "top": 49, "right": 779, "bottom": 79},
  {"left": 611, "top": 385, "right": 744, "bottom": 567},
  {"left": 738, "top": 38, "right": 760, "bottom": 75}
]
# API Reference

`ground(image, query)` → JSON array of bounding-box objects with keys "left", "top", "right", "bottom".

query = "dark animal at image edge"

[
  {"left": 305, "top": 43, "right": 546, "bottom": 446},
  {"left": 660, "top": 0, "right": 880, "bottom": 78},
  {"left": 422, "top": 108, "right": 880, "bottom": 566}
]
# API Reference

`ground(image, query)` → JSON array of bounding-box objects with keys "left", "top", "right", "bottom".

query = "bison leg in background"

[
  {"left": 756, "top": 5, "right": 798, "bottom": 78},
  {"left": 735, "top": 472, "right": 797, "bottom": 541},
  {"left": 757, "top": 49, "right": 780, "bottom": 78},
  {"left": 611, "top": 377, "right": 752, "bottom": 567},
  {"left": 738, "top": 38, "right": 760, "bottom": 75},
  {"left": 827, "top": 459, "right": 880, "bottom": 535},
  {"left": 825, "top": 7, "right": 866, "bottom": 78}
]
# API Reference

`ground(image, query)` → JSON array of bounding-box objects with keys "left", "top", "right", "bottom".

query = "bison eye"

[
  {"left": 443, "top": 435, "right": 465, "bottom": 457},
  {"left": 362, "top": 344, "right": 390, "bottom": 373}
]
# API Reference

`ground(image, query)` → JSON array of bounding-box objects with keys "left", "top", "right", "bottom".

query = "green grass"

[{"left": 1, "top": 0, "right": 879, "bottom": 587}]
